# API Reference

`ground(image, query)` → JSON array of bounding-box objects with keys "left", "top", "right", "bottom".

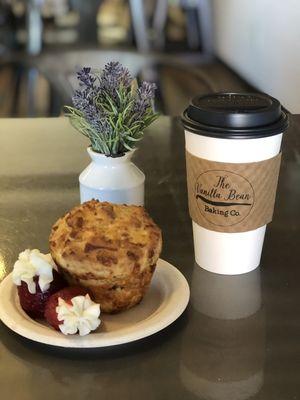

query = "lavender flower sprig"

[{"left": 65, "top": 62, "right": 159, "bottom": 157}]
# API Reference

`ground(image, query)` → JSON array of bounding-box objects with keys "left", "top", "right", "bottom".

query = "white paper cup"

[
  {"left": 186, "top": 130, "right": 283, "bottom": 274},
  {"left": 182, "top": 93, "right": 289, "bottom": 274}
]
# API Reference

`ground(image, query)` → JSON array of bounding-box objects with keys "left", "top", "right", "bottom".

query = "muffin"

[{"left": 49, "top": 200, "right": 162, "bottom": 313}]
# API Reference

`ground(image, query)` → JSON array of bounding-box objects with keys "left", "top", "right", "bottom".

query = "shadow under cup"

[{"left": 182, "top": 92, "right": 289, "bottom": 275}]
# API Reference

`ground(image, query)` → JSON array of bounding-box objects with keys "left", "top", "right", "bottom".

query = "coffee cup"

[{"left": 182, "top": 93, "right": 289, "bottom": 274}]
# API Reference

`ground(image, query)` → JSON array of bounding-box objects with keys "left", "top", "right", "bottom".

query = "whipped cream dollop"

[
  {"left": 56, "top": 294, "right": 101, "bottom": 336},
  {"left": 12, "top": 249, "right": 56, "bottom": 294}
]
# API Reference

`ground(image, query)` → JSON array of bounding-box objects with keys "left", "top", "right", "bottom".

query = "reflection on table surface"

[{"left": 181, "top": 265, "right": 265, "bottom": 400}]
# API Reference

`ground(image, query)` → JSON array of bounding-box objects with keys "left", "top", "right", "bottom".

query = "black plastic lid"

[{"left": 182, "top": 92, "right": 289, "bottom": 139}]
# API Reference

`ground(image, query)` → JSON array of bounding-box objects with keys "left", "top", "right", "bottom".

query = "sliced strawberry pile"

[
  {"left": 17, "top": 270, "right": 66, "bottom": 318},
  {"left": 44, "top": 286, "right": 89, "bottom": 330}
]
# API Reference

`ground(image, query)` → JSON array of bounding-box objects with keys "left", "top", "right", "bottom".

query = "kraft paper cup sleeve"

[{"left": 186, "top": 151, "right": 282, "bottom": 233}]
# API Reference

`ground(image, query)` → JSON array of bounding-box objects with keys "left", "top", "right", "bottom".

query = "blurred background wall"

[{"left": 212, "top": 0, "right": 300, "bottom": 113}]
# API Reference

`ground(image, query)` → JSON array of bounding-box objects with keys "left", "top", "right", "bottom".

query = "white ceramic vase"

[{"left": 79, "top": 147, "right": 145, "bottom": 205}]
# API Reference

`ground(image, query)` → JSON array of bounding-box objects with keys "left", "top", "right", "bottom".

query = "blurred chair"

[
  {"left": 152, "top": 0, "right": 213, "bottom": 53},
  {"left": 127, "top": 0, "right": 213, "bottom": 53}
]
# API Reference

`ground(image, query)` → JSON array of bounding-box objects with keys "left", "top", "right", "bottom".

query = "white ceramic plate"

[{"left": 0, "top": 259, "right": 189, "bottom": 348}]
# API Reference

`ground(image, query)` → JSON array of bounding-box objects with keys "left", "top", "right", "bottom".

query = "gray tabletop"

[{"left": 0, "top": 116, "right": 299, "bottom": 400}]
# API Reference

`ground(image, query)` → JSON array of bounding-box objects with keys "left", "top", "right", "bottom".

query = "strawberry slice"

[
  {"left": 17, "top": 270, "right": 66, "bottom": 318},
  {"left": 44, "top": 286, "right": 89, "bottom": 330}
]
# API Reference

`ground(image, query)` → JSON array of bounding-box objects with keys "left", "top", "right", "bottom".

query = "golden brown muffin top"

[{"left": 49, "top": 200, "right": 162, "bottom": 279}]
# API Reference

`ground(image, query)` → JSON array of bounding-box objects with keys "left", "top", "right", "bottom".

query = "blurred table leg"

[
  {"left": 196, "top": 0, "right": 213, "bottom": 55},
  {"left": 152, "top": 0, "right": 168, "bottom": 50},
  {"left": 72, "top": 0, "right": 100, "bottom": 44},
  {"left": 181, "top": 0, "right": 213, "bottom": 53},
  {"left": 129, "top": 0, "right": 150, "bottom": 52},
  {"left": 27, "top": 0, "right": 43, "bottom": 55},
  {"left": 27, "top": 67, "right": 39, "bottom": 117}
]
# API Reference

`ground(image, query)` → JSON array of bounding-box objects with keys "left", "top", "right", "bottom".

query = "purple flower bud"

[
  {"left": 76, "top": 67, "right": 97, "bottom": 89},
  {"left": 138, "top": 82, "right": 157, "bottom": 100},
  {"left": 132, "top": 81, "right": 157, "bottom": 120},
  {"left": 99, "top": 61, "right": 132, "bottom": 101}
]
